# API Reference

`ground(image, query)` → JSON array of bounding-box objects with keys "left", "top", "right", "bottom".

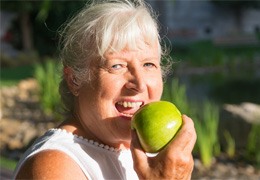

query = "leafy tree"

[
  {"left": 1, "top": 1, "right": 41, "bottom": 52},
  {"left": 1, "top": 0, "right": 86, "bottom": 55}
]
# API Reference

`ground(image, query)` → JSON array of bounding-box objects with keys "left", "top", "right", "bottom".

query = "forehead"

[{"left": 104, "top": 41, "right": 160, "bottom": 60}]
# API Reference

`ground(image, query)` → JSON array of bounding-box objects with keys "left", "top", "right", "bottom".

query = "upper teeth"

[{"left": 118, "top": 101, "right": 142, "bottom": 108}]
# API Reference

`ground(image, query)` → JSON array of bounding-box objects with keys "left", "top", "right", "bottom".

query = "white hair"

[{"left": 59, "top": 0, "right": 172, "bottom": 115}]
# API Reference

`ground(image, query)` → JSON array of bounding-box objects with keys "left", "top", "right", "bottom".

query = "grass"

[
  {"left": 0, "top": 156, "right": 17, "bottom": 171},
  {"left": 172, "top": 40, "right": 260, "bottom": 67},
  {"left": 224, "top": 130, "right": 236, "bottom": 158},
  {"left": 0, "top": 65, "right": 35, "bottom": 86},
  {"left": 35, "top": 59, "right": 62, "bottom": 118},
  {"left": 193, "top": 100, "right": 220, "bottom": 168},
  {"left": 162, "top": 79, "right": 190, "bottom": 114},
  {"left": 162, "top": 79, "right": 220, "bottom": 168},
  {"left": 246, "top": 124, "right": 260, "bottom": 167}
]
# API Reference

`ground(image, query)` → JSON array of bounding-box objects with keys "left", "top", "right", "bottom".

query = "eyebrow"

[{"left": 105, "top": 56, "right": 159, "bottom": 62}]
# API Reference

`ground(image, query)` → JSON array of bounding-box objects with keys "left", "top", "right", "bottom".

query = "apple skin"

[{"left": 131, "top": 101, "right": 182, "bottom": 153}]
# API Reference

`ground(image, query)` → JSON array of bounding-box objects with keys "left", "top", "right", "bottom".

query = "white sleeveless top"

[{"left": 13, "top": 128, "right": 139, "bottom": 180}]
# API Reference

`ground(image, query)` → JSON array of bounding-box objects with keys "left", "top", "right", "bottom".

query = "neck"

[{"left": 58, "top": 118, "right": 131, "bottom": 150}]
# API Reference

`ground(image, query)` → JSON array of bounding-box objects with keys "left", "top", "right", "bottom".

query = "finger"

[
  {"left": 186, "top": 155, "right": 195, "bottom": 180},
  {"left": 176, "top": 154, "right": 194, "bottom": 180},
  {"left": 187, "top": 154, "right": 195, "bottom": 179},
  {"left": 169, "top": 153, "right": 194, "bottom": 180},
  {"left": 130, "top": 130, "right": 148, "bottom": 171},
  {"left": 182, "top": 115, "right": 197, "bottom": 152},
  {"left": 130, "top": 129, "right": 144, "bottom": 152},
  {"left": 168, "top": 115, "right": 197, "bottom": 153}
]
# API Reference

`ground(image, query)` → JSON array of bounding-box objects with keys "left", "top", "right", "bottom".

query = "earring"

[{"left": 73, "top": 90, "right": 79, "bottom": 96}]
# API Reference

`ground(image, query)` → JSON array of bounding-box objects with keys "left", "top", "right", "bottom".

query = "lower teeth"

[{"left": 122, "top": 113, "right": 132, "bottom": 117}]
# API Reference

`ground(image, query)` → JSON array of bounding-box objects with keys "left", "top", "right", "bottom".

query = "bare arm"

[
  {"left": 131, "top": 115, "right": 197, "bottom": 180},
  {"left": 15, "top": 150, "right": 87, "bottom": 180}
]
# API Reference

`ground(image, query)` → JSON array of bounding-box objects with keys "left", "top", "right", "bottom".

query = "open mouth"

[{"left": 115, "top": 101, "right": 143, "bottom": 118}]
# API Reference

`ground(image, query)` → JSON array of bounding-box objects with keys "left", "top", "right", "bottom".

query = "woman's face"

[{"left": 76, "top": 42, "right": 163, "bottom": 149}]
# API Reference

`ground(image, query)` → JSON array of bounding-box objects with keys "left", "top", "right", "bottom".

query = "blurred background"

[{"left": 1, "top": 0, "right": 260, "bottom": 179}]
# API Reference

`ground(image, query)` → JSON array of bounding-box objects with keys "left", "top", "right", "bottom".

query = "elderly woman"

[{"left": 14, "top": 0, "right": 196, "bottom": 179}]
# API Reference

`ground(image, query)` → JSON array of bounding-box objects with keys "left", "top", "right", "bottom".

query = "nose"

[{"left": 125, "top": 69, "right": 146, "bottom": 93}]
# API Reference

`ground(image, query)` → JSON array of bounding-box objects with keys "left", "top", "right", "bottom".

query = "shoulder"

[{"left": 15, "top": 150, "right": 87, "bottom": 180}]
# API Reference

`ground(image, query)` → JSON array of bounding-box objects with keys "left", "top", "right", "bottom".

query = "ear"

[{"left": 64, "top": 67, "right": 80, "bottom": 96}]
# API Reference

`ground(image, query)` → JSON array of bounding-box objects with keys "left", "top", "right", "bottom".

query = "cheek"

[
  {"left": 148, "top": 75, "right": 163, "bottom": 100},
  {"left": 156, "top": 81, "right": 163, "bottom": 98},
  {"left": 101, "top": 84, "right": 118, "bottom": 98},
  {"left": 98, "top": 75, "right": 123, "bottom": 98}
]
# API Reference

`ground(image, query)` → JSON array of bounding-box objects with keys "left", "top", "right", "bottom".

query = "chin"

[{"left": 119, "top": 115, "right": 132, "bottom": 121}]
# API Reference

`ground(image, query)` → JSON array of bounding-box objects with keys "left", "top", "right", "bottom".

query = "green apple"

[{"left": 131, "top": 101, "right": 182, "bottom": 153}]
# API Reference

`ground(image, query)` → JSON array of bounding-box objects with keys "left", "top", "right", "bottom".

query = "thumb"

[{"left": 130, "top": 130, "right": 148, "bottom": 170}]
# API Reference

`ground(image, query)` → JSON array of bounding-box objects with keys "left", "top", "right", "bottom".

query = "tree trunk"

[{"left": 20, "top": 12, "right": 33, "bottom": 52}]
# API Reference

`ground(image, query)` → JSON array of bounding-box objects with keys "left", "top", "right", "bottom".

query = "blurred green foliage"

[
  {"left": 162, "top": 79, "right": 220, "bottom": 168},
  {"left": 0, "top": 65, "right": 35, "bottom": 87},
  {"left": 194, "top": 100, "right": 220, "bottom": 168},
  {"left": 34, "top": 59, "right": 62, "bottom": 120},
  {"left": 162, "top": 78, "right": 260, "bottom": 168},
  {"left": 1, "top": 0, "right": 86, "bottom": 55},
  {"left": 0, "top": 156, "right": 17, "bottom": 171},
  {"left": 224, "top": 130, "right": 236, "bottom": 158},
  {"left": 246, "top": 124, "right": 260, "bottom": 167},
  {"left": 172, "top": 40, "right": 260, "bottom": 67}
]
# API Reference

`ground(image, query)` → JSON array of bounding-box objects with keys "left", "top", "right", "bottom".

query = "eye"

[
  {"left": 111, "top": 64, "right": 124, "bottom": 69},
  {"left": 108, "top": 63, "right": 127, "bottom": 74},
  {"left": 144, "top": 63, "right": 156, "bottom": 68}
]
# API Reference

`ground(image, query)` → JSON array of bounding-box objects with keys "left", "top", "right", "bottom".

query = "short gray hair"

[{"left": 59, "top": 0, "right": 172, "bottom": 115}]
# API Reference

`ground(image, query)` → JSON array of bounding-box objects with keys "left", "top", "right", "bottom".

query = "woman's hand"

[{"left": 130, "top": 115, "right": 197, "bottom": 180}]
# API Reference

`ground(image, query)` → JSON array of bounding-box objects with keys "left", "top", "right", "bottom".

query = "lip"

[
  {"left": 115, "top": 99, "right": 144, "bottom": 120},
  {"left": 119, "top": 115, "right": 133, "bottom": 121}
]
